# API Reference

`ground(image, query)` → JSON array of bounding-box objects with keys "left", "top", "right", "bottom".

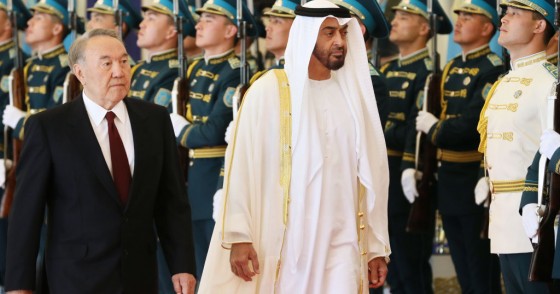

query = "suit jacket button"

[{"left": 124, "top": 250, "right": 129, "bottom": 256}]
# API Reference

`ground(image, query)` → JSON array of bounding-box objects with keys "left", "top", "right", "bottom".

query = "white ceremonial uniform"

[{"left": 479, "top": 51, "right": 557, "bottom": 254}]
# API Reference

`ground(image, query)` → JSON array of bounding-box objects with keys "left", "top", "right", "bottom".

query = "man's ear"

[
  {"left": 418, "top": 21, "right": 430, "bottom": 37},
  {"left": 166, "top": 25, "right": 178, "bottom": 40},
  {"left": 534, "top": 19, "right": 547, "bottom": 34},
  {"left": 52, "top": 22, "right": 64, "bottom": 37},
  {"left": 225, "top": 23, "right": 238, "bottom": 39},
  {"left": 481, "top": 21, "right": 494, "bottom": 38},
  {"left": 73, "top": 63, "right": 86, "bottom": 86}
]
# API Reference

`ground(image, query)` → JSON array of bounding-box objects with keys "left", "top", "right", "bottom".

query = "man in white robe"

[{"left": 198, "top": 1, "right": 391, "bottom": 293}]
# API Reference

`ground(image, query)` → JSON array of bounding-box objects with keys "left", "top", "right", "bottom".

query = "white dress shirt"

[{"left": 82, "top": 92, "right": 135, "bottom": 176}]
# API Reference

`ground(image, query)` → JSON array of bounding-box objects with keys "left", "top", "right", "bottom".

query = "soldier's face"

[
  {"left": 195, "top": 13, "right": 237, "bottom": 52},
  {"left": 265, "top": 16, "right": 293, "bottom": 59},
  {"left": 454, "top": 12, "right": 493, "bottom": 48},
  {"left": 87, "top": 12, "right": 117, "bottom": 32},
  {"left": 389, "top": 11, "right": 428, "bottom": 46},
  {"left": 73, "top": 36, "right": 131, "bottom": 108},
  {"left": 137, "top": 10, "right": 175, "bottom": 51},
  {"left": 311, "top": 18, "right": 347, "bottom": 71},
  {"left": 25, "top": 12, "right": 62, "bottom": 48},
  {"left": 498, "top": 6, "right": 544, "bottom": 50}
]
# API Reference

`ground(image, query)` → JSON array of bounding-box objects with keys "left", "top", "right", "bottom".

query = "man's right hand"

[
  {"left": 474, "top": 177, "right": 490, "bottom": 205},
  {"left": 522, "top": 203, "right": 540, "bottom": 240},
  {"left": 3, "top": 105, "right": 25, "bottom": 129},
  {"left": 230, "top": 242, "right": 260, "bottom": 282},
  {"left": 401, "top": 168, "right": 418, "bottom": 203}
]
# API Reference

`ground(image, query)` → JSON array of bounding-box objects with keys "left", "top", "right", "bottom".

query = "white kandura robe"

[
  {"left": 198, "top": 69, "right": 389, "bottom": 293},
  {"left": 199, "top": 5, "right": 390, "bottom": 293},
  {"left": 277, "top": 76, "right": 360, "bottom": 293}
]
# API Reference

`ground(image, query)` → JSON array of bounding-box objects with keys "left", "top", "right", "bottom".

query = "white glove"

[
  {"left": 539, "top": 129, "right": 560, "bottom": 160},
  {"left": 521, "top": 203, "right": 539, "bottom": 240},
  {"left": 2, "top": 105, "right": 25, "bottom": 129},
  {"left": 212, "top": 189, "right": 224, "bottom": 221},
  {"left": 169, "top": 113, "right": 190, "bottom": 138},
  {"left": 224, "top": 121, "right": 234, "bottom": 144},
  {"left": 474, "top": 178, "right": 490, "bottom": 205},
  {"left": 416, "top": 111, "right": 439, "bottom": 134},
  {"left": 401, "top": 168, "right": 419, "bottom": 203}
]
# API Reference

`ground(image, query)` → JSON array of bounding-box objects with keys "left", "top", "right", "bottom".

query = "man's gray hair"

[{"left": 68, "top": 29, "right": 124, "bottom": 72}]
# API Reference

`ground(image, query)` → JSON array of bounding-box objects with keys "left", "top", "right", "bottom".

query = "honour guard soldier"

[
  {"left": 411, "top": 0, "right": 504, "bottom": 292},
  {"left": 2, "top": 0, "right": 71, "bottom": 140},
  {"left": 380, "top": 1, "right": 451, "bottom": 293},
  {"left": 169, "top": 0, "right": 257, "bottom": 279},
  {"left": 87, "top": 0, "right": 142, "bottom": 39},
  {"left": 128, "top": 0, "right": 195, "bottom": 111},
  {"left": 477, "top": 0, "right": 556, "bottom": 292},
  {"left": 0, "top": 0, "right": 30, "bottom": 288},
  {"left": 263, "top": 0, "right": 297, "bottom": 69},
  {"left": 329, "top": 0, "right": 390, "bottom": 128}
]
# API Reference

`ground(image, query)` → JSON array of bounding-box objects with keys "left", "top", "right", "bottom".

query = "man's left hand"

[
  {"left": 171, "top": 273, "right": 196, "bottom": 294},
  {"left": 368, "top": 257, "right": 388, "bottom": 289},
  {"left": 416, "top": 111, "right": 438, "bottom": 134}
]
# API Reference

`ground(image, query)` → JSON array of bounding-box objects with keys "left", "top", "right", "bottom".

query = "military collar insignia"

[
  {"left": 37, "top": 44, "right": 66, "bottom": 60},
  {"left": 0, "top": 40, "right": 14, "bottom": 53},
  {"left": 512, "top": 51, "right": 547, "bottom": 70},
  {"left": 399, "top": 47, "right": 429, "bottom": 66},
  {"left": 462, "top": 45, "right": 491, "bottom": 62}
]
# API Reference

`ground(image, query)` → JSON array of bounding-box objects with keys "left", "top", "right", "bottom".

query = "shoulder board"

[
  {"left": 228, "top": 57, "right": 241, "bottom": 69},
  {"left": 486, "top": 54, "right": 503, "bottom": 67},
  {"left": 424, "top": 59, "right": 433, "bottom": 71},
  {"left": 59, "top": 54, "right": 68, "bottom": 67},
  {"left": 543, "top": 62, "right": 558, "bottom": 79},
  {"left": 9, "top": 48, "right": 15, "bottom": 59},
  {"left": 369, "top": 63, "right": 380, "bottom": 77},
  {"left": 169, "top": 59, "right": 179, "bottom": 69}
]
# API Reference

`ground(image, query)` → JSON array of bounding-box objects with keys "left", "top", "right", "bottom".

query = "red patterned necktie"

[{"left": 106, "top": 111, "right": 131, "bottom": 205}]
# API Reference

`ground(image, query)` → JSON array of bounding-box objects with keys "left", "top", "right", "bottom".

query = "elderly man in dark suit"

[{"left": 4, "top": 28, "right": 196, "bottom": 294}]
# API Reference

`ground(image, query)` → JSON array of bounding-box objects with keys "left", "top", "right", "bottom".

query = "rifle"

[
  {"left": 171, "top": 0, "right": 189, "bottom": 177},
  {"left": 0, "top": 0, "right": 26, "bottom": 217},
  {"left": 232, "top": 0, "right": 250, "bottom": 119},
  {"left": 528, "top": 1, "right": 560, "bottom": 282},
  {"left": 406, "top": 0, "right": 440, "bottom": 233},
  {"left": 62, "top": 0, "right": 82, "bottom": 103},
  {"left": 113, "top": 0, "right": 123, "bottom": 41}
]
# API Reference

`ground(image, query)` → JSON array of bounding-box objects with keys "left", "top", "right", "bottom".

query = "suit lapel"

[{"left": 67, "top": 96, "right": 121, "bottom": 207}]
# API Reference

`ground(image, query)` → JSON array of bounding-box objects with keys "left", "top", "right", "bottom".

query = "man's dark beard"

[{"left": 312, "top": 44, "right": 346, "bottom": 70}]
